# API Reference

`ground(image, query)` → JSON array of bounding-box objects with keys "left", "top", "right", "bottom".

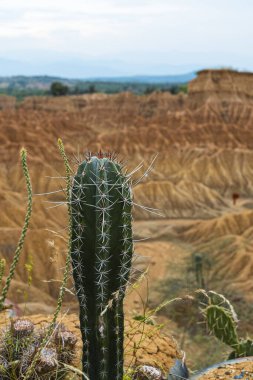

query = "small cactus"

[
  {"left": 0, "top": 319, "right": 77, "bottom": 379},
  {"left": 54, "top": 329, "right": 78, "bottom": 364},
  {"left": 133, "top": 365, "right": 163, "bottom": 380},
  {"left": 36, "top": 348, "right": 58, "bottom": 375},
  {"left": 12, "top": 319, "right": 34, "bottom": 338}
]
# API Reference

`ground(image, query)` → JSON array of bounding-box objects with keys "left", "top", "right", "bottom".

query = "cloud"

[
  {"left": 0, "top": 0, "right": 190, "bottom": 48},
  {"left": 1, "top": 0, "right": 253, "bottom": 75},
  {"left": 1, "top": 0, "right": 188, "bottom": 13}
]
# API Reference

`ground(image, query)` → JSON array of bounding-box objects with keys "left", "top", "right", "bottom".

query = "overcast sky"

[{"left": 1, "top": 0, "right": 253, "bottom": 77}]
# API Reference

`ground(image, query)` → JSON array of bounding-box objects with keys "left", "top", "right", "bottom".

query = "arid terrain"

[{"left": 1, "top": 69, "right": 253, "bottom": 369}]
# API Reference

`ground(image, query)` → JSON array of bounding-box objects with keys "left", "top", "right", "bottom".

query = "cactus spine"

[{"left": 70, "top": 153, "right": 134, "bottom": 380}]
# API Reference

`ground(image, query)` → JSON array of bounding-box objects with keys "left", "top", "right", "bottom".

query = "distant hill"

[
  {"left": 0, "top": 73, "right": 195, "bottom": 89},
  {"left": 0, "top": 75, "right": 73, "bottom": 90},
  {"left": 87, "top": 73, "right": 196, "bottom": 84},
  {"left": 0, "top": 73, "right": 193, "bottom": 99}
]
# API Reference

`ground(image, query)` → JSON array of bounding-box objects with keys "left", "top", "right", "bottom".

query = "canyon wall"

[{"left": 1, "top": 69, "right": 253, "bottom": 307}]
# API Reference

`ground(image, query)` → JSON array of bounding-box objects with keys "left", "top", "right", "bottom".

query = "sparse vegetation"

[
  {"left": 0, "top": 319, "right": 77, "bottom": 379},
  {"left": 0, "top": 147, "right": 78, "bottom": 379},
  {"left": 0, "top": 149, "right": 32, "bottom": 312},
  {"left": 155, "top": 241, "right": 253, "bottom": 370}
]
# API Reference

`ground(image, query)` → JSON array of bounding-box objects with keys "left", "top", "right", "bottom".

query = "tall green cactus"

[{"left": 70, "top": 152, "right": 134, "bottom": 380}]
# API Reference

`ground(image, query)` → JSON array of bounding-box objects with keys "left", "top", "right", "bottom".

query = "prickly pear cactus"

[
  {"left": 207, "top": 291, "right": 238, "bottom": 322},
  {"left": 228, "top": 339, "right": 253, "bottom": 359},
  {"left": 199, "top": 291, "right": 253, "bottom": 359},
  {"left": 70, "top": 152, "right": 134, "bottom": 380},
  {"left": 205, "top": 305, "right": 239, "bottom": 348}
]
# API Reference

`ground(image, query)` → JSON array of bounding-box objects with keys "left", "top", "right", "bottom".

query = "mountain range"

[{"left": 0, "top": 73, "right": 195, "bottom": 90}]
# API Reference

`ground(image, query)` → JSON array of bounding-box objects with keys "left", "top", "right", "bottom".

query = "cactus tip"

[
  {"left": 58, "top": 138, "right": 63, "bottom": 146},
  {"left": 20, "top": 147, "right": 27, "bottom": 157}
]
